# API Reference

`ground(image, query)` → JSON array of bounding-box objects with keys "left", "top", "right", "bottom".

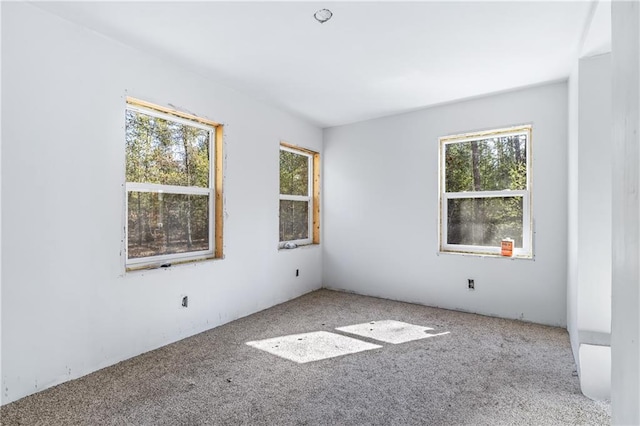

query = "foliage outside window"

[
  {"left": 439, "top": 125, "right": 532, "bottom": 257},
  {"left": 125, "top": 99, "right": 221, "bottom": 268},
  {"left": 279, "top": 144, "right": 319, "bottom": 247}
]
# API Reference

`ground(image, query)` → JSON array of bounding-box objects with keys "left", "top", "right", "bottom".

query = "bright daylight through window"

[
  {"left": 279, "top": 144, "right": 319, "bottom": 247},
  {"left": 125, "top": 98, "right": 222, "bottom": 268},
  {"left": 439, "top": 125, "right": 532, "bottom": 257}
]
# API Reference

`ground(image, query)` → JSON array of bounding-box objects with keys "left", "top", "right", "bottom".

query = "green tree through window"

[
  {"left": 279, "top": 146, "right": 315, "bottom": 245},
  {"left": 125, "top": 103, "right": 215, "bottom": 267},
  {"left": 440, "top": 126, "right": 532, "bottom": 257}
]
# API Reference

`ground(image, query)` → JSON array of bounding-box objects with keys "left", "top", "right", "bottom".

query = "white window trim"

[
  {"left": 126, "top": 103, "right": 214, "bottom": 132},
  {"left": 439, "top": 125, "right": 533, "bottom": 258},
  {"left": 125, "top": 104, "right": 216, "bottom": 268},
  {"left": 279, "top": 146, "right": 313, "bottom": 247}
]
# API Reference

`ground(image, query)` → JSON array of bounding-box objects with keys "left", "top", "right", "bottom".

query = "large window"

[
  {"left": 279, "top": 144, "right": 320, "bottom": 247},
  {"left": 125, "top": 98, "right": 223, "bottom": 269},
  {"left": 439, "top": 125, "right": 532, "bottom": 257}
]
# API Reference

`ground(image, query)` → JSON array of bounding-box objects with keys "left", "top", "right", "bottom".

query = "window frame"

[
  {"left": 279, "top": 143, "right": 320, "bottom": 248},
  {"left": 438, "top": 125, "right": 533, "bottom": 258},
  {"left": 124, "top": 97, "right": 224, "bottom": 270}
]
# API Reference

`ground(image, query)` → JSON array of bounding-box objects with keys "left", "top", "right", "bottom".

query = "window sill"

[
  {"left": 437, "top": 250, "right": 534, "bottom": 260},
  {"left": 125, "top": 255, "right": 222, "bottom": 274},
  {"left": 278, "top": 243, "right": 320, "bottom": 252}
]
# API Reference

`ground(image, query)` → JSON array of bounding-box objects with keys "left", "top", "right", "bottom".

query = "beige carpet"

[{"left": 1, "top": 289, "right": 610, "bottom": 425}]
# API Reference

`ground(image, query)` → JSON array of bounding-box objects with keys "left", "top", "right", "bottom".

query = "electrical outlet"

[
  {"left": 296, "top": 269, "right": 299, "bottom": 277},
  {"left": 468, "top": 279, "right": 475, "bottom": 290}
]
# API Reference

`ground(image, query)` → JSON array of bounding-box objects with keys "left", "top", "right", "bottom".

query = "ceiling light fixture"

[{"left": 314, "top": 9, "right": 333, "bottom": 24}]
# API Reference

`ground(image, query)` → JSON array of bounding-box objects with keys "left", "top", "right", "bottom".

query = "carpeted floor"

[{"left": 1, "top": 289, "right": 610, "bottom": 425}]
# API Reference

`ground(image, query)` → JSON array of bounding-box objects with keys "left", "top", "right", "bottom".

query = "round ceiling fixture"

[{"left": 314, "top": 9, "right": 333, "bottom": 24}]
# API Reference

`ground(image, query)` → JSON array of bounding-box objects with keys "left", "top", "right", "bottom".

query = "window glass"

[
  {"left": 440, "top": 126, "right": 531, "bottom": 257},
  {"left": 279, "top": 200, "right": 310, "bottom": 242},
  {"left": 125, "top": 101, "right": 218, "bottom": 268},
  {"left": 127, "top": 192, "right": 210, "bottom": 259},
  {"left": 446, "top": 197, "right": 524, "bottom": 248},
  {"left": 444, "top": 135, "right": 527, "bottom": 192},
  {"left": 125, "top": 110, "right": 210, "bottom": 187},
  {"left": 280, "top": 150, "right": 309, "bottom": 196},
  {"left": 279, "top": 145, "right": 318, "bottom": 247}
]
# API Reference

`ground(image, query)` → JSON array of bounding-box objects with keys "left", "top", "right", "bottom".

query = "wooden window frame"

[
  {"left": 279, "top": 142, "right": 320, "bottom": 247},
  {"left": 125, "top": 97, "right": 224, "bottom": 270},
  {"left": 438, "top": 125, "right": 533, "bottom": 258}
]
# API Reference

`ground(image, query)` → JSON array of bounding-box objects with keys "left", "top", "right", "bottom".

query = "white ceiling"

[{"left": 35, "top": 1, "right": 594, "bottom": 128}]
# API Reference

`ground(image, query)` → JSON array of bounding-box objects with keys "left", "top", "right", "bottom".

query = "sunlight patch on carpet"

[
  {"left": 336, "top": 320, "right": 450, "bottom": 344},
  {"left": 246, "top": 331, "right": 382, "bottom": 363}
]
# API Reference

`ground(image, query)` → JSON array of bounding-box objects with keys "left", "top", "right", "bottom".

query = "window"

[
  {"left": 279, "top": 143, "right": 320, "bottom": 247},
  {"left": 125, "top": 97, "right": 223, "bottom": 269},
  {"left": 439, "top": 125, "right": 532, "bottom": 257}
]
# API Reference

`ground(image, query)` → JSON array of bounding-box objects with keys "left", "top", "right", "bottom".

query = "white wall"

[
  {"left": 323, "top": 82, "right": 568, "bottom": 326},
  {"left": 611, "top": 1, "right": 640, "bottom": 423},
  {"left": 1, "top": 3, "right": 322, "bottom": 405},
  {"left": 579, "top": 344, "right": 611, "bottom": 401},
  {"left": 568, "top": 53, "right": 613, "bottom": 402},
  {"left": 576, "top": 54, "right": 612, "bottom": 337},
  {"left": 0, "top": 0, "right": 3, "bottom": 397},
  {"left": 566, "top": 0, "right": 614, "bottom": 402},
  {"left": 567, "top": 60, "right": 580, "bottom": 370}
]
